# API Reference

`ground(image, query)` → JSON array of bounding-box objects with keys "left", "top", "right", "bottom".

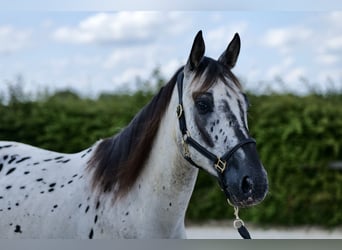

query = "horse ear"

[
  {"left": 186, "top": 30, "right": 205, "bottom": 71},
  {"left": 218, "top": 33, "right": 241, "bottom": 69}
]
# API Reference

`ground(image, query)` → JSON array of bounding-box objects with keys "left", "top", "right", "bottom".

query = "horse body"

[
  {"left": 0, "top": 31, "right": 268, "bottom": 238},
  {"left": 0, "top": 141, "right": 95, "bottom": 238},
  {"left": 0, "top": 90, "right": 196, "bottom": 238}
]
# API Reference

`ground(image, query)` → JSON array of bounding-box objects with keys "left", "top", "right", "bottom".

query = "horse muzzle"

[{"left": 219, "top": 159, "right": 268, "bottom": 208}]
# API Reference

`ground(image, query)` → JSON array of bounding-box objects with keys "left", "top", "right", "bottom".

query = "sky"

[{"left": 0, "top": 9, "right": 341, "bottom": 98}]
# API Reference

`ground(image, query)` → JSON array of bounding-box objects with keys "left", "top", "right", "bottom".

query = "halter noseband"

[{"left": 176, "top": 72, "right": 256, "bottom": 175}]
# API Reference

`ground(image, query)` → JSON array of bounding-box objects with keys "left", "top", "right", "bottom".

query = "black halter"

[{"left": 176, "top": 72, "right": 256, "bottom": 176}]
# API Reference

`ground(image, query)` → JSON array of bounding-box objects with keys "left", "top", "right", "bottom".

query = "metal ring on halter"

[{"left": 233, "top": 219, "right": 245, "bottom": 229}]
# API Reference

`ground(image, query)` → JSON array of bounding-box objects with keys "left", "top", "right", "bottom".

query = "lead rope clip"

[{"left": 227, "top": 199, "right": 252, "bottom": 239}]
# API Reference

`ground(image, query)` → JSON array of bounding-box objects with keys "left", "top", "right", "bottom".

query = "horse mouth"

[
  {"left": 231, "top": 196, "right": 263, "bottom": 208},
  {"left": 227, "top": 192, "right": 266, "bottom": 208}
]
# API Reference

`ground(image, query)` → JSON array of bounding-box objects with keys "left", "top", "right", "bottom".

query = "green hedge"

[{"left": 1, "top": 87, "right": 342, "bottom": 227}]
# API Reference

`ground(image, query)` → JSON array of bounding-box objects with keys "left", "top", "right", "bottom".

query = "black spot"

[
  {"left": 49, "top": 183, "right": 56, "bottom": 188},
  {"left": 14, "top": 225, "right": 22, "bottom": 233},
  {"left": 6, "top": 168, "right": 16, "bottom": 175},
  {"left": 24, "top": 171, "right": 30, "bottom": 175},
  {"left": 162, "top": 186, "right": 165, "bottom": 190},
  {"left": 40, "top": 191, "right": 45, "bottom": 194},
  {"left": 94, "top": 215, "right": 98, "bottom": 224},
  {"left": 85, "top": 206, "right": 90, "bottom": 213},
  {"left": 6, "top": 185, "right": 12, "bottom": 190},
  {"left": 81, "top": 148, "right": 93, "bottom": 158},
  {"left": 0, "top": 196, "right": 3, "bottom": 199},
  {"left": 53, "top": 204, "right": 58, "bottom": 208},
  {"left": 215, "top": 135, "right": 218, "bottom": 141},
  {"left": 44, "top": 159, "right": 52, "bottom": 162},
  {"left": 54, "top": 156, "right": 64, "bottom": 160},
  {"left": 89, "top": 228, "right": 94, "bottom": 239},
  {"left": 96, "top": 201, "right": 100, "bottom": 210},
  {"left": 48, "top": 188, "right": 54, "bottom": 192},
  {"left": 216, "top": 119, "right": 220, "bottom": 124},
  {"left": 60, "top": 185, "right": 64, "bottom": 188},
  {"left": 0, "top": 144, "right": 12, "bottom": 149},
  {"left": 8, "top": 156, "right": 17, "bottom": 164},
  {"left": 15, "top": 202, "right": 19, "bottom": 206},
  {"left": 9, "top": 223, "right": 13, "bottom": 226},
  {"left": 68, "top": 180, "right": 73, "bottom": 184},
  {"left": 3, "top": 155, "right": 8, "bottom": 160},
  {"left": 125, "top": 211, "right": 129, "bottom": 216},
  {"left": 72, "top": 174, "right": 78, "bottom": 178},
  {"left": 210, "top": 127, "right": 214, "bottom": 132},
  {"left": 224, "top": 136, "right": 227, "bottom": 143},
  {"left": 20, "top": 186, "right": 26, "bottom": 189},
  {"left": 78, "top": 204, "right": 82, "bottom": 208},
  {"left": 8, "top": 207, "right": 11, "bottom": 210},
  {"left": 56, "top": 159, "right": 71, "bottom": 163},
  {"left": 0, "top": 163, "right": 3, "bottom": 172},
  {"left": 16, "top": 157, "right": 31, "bottom": 164},
  {"left": 36, "top": 178, "right": 43, "bottom": 182},
  {"left": 169, "top": 202, "right": 172, "bottom": 207},
  {"left": 33, "top": 162, "right": 40, "bottom": 165}
]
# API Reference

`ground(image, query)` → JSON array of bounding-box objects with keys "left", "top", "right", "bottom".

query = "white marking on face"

[{"left": 182, "top": 73, "right": 251, "bottom": 174}]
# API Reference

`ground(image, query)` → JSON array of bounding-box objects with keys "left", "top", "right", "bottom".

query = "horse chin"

[{"left": 224, "top": 190, "right": 266, "bottom": 208}]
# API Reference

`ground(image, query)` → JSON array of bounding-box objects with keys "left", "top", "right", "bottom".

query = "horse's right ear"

[
  {"left": 186, "top": 30, "right": 205, "bottom": 71},
  {"left": 218, "top": 33, "right": 240, "bottom": 69}
]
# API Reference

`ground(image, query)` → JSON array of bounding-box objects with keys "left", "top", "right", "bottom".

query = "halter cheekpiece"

[{"left": 176, "top": 72, "right": 256, "bottom": 175}]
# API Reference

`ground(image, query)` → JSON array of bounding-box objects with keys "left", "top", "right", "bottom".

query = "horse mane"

[
  {"left": 87, "top": 67, "right": 183, "bottom": 197},
  {"left": 87, "top": 57, "right": 242, "bottom": 198}
]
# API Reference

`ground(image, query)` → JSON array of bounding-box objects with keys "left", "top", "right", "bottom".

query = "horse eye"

[{"left": 195, "top": 99, "right": 212, "bottom": 114}]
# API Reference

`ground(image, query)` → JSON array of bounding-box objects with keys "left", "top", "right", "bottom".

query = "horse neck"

[{"left": 134, "top": 89, "right": 199, "bottom": 227}]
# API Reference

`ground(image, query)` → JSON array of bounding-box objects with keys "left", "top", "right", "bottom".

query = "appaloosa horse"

[{"left": 0, "top": 31, "right": 268, "bottom": 238}]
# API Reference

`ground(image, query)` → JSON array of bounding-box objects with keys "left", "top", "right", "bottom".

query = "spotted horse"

[{"left": 0, "top": 31, "right": 268, "bottom": 238}]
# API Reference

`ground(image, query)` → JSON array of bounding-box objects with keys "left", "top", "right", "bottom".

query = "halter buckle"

[
  {"left": 215, "top": 158, "right": 226, "bottom": 173},
  {"left": 181, "top": 138, "right": 190, "bottom": 158},
  {"left": 181, "top": 131, "right": 191, "bottom": 158},
  {"left": 176, "top": 104, "right": 183, "bottom": 119}
]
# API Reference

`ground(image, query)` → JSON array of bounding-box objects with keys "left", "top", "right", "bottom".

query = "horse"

[{"left": 0, "top": 31, "right": 268, "bottom": 238}]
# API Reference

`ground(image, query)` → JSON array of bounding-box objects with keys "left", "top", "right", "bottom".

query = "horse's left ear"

[{"left": 218, "top": 33, "right": 241, "bottom": 69}]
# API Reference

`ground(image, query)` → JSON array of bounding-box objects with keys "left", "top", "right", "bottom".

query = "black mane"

[{"left": 87, "top": 67, "right": 183, "bottom": 197}]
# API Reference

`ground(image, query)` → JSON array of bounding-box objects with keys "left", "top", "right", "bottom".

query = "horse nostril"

[{"left": 241, "top": 176, "right": 254, "bottom": 194}]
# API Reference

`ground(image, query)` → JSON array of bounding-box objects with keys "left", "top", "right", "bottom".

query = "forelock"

[{"left": 191, "top": 57, "right": 242, "bottom": 99}]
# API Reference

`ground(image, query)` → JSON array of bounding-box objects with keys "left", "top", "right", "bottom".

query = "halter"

[
  {"left": 176, "top": 72, "right": 256, "bottom": 177},
  {"left": 176, "top": 71, "right": 255, "bottom": 239}
]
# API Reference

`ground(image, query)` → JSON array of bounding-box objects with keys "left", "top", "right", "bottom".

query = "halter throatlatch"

[{"left": 176, "top": 72, "right": 254, "bottom": 239}]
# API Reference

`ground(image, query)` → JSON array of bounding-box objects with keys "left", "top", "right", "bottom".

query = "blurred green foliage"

[
  {"left": 189, "top": 92, "right": 342, "bottom": 227},
  {"left": 1, "top": 76, "right": 342, "bottom": 227}
]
